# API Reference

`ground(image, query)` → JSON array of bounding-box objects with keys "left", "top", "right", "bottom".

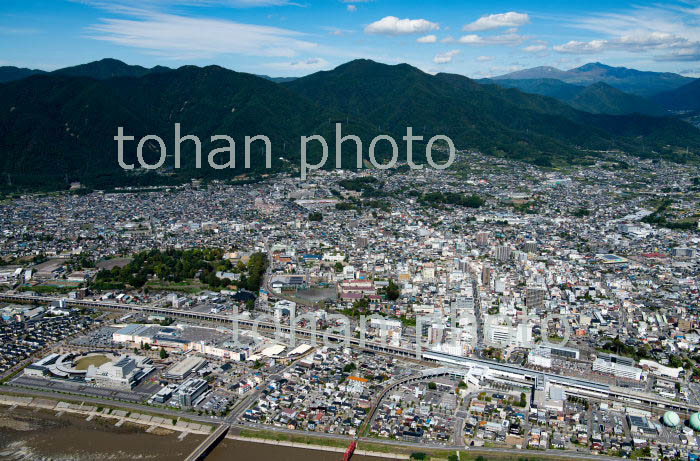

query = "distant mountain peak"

[
  {"left": 491, "top": 66, "right": 567, "bottom": 80},
  {"left": 574, "top": 62, "right": 613, "bottom": 72},
  {"left": 532, "top": 66, "right": 563, "bottom": 72},
  {"left": 94, "top": 57, "right": 128, "bottom": 65},
  {"left": 52, "top": 58, "right": 171, "bottom": 80},
  {"left": 491, "top": 61, "right": 694, "bottom": 96}
]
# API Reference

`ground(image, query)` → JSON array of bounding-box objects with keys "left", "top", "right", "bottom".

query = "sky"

[{"left": 1, "top": 0, "right": 699, "bottom": 78}]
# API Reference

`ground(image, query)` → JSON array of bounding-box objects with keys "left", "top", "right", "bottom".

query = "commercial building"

[
  {"left": 88, "top": 356, "right": 151, "bottom": 390},
  {"left": 541, "top": 343, "right": 580, "bottom": 360},
  {"left": 593, "top": 354, "right": 643, "bottom": 380},
  {"left": 164, "top": 355, "right": 207, "bottom": 380},
  {"left": 24, "top": 352, "right": 153, "bottom": 390},
  {"left": 176, "top": 378, "right": 209, "bottom": 407}
]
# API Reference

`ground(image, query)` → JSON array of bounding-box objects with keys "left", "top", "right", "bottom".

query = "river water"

[{"left": 0, "top": 406, "right": 392, "bottom": 460}]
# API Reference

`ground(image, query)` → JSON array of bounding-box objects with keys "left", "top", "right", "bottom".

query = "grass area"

[
  {"left": 145, "top": 280, "right": 206, "bottom": 294},
  {"left": 239, "top": 429, "right": 348, "bottom": 448},
  {"left": 19, "top": 285, "right": 76, "bottom": 294},
  {"left": 74, "top": 354, "right": 111, "bottom": 370},
  {"left": 239, "top": 428, "right": 586, "bottom": 461},
  {"left": 0, "top": 388, "right": 204, "bottom": 425}
]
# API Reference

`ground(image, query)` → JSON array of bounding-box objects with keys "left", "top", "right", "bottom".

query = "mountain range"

[
  {"left": 492, "top": 62, "right": 694, "bottom": 97},
  {"left": 0, "top": 58, "right": 699, "bottom": 191}
]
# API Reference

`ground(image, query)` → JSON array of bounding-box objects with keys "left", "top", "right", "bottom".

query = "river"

[{"left": 0, "top": 406, "right": 393, "bottom": 460}]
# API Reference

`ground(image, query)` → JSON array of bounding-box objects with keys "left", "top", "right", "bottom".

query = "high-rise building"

[
  {"left": 526, "top": 287, "right": 546, "bottom": 310},
  {"left": 428, "top": 324, "right": 445, "bottom": 345},
  {"left": 457, "top": 258, "right": 469, "bottom": 272},
  {"left": 523, "top": 241, "right": 537, "bottom": 253},
  {"left": 495, "top": 245, "right": 512, "bottom": 262},
  {"left": 476, "top": 232, "right": 489, "bottom": 246},
  {"left": 481, "top": 265, "right": 491, "bottom": 286}
]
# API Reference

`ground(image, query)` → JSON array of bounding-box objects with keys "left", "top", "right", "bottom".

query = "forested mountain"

[{"left": 0, "top": 58, "right": 699, "bottom": 191}]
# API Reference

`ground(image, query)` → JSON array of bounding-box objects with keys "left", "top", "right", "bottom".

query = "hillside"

[
  {"left": 478, "top": 78, "right": 584, "bottom": 102},
  {"left": 654, "top": 79, "right": 700, "bottom": 112},
  {"left": 0, "top": 66, "right": 46, "bottom": 83},
  {"left": 568, "top": 82, "right": 666, "bottom": 116},
  {"left": 481, "top": 78, "right": 665, "bottom": 116}
]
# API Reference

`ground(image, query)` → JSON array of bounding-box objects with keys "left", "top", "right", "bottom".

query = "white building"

[{"left": 593, "top": 355, "right": 643, "bottom": 380}]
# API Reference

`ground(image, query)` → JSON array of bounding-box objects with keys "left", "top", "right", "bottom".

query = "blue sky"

[{"left": 1, "top": 0, "right": 699, "bottom": 77}]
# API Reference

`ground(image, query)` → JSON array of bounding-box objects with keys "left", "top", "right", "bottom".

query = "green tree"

[{"left": 386, "top": 279, "right": 401, "bottom": 301}]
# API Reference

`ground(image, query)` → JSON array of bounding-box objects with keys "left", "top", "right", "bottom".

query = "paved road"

[
  {"left": 1, "top": 385, "right": 223, "bottom": 425},
  {"left": 471, "top": 278, "right": 484, "bottom": 351}
]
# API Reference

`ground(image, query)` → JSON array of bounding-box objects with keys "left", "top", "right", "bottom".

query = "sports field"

[{"left": 74, "top": 355, "right": 111, "bottom": 370}]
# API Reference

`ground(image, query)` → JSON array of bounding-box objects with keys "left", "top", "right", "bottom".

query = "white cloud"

[
  {"left": 266, "top": 57, "right": 330, "bottom": 71},
  {"left": 347, "top": 5, "right": 357, "bottom": 12},
  {"left": 86, "top": 10, "right": 320, "bottom": 59},
  {"left": 464, "top": 12, "right": 530, "bottom": 32},
  {"left": 0, "top": 26, "right": 42, "bottom": 35},
  {"left": 554, "top": 32, "right": 692, "bottom": 56},
  {"left": 523, "top": 44, "right": 547, "bottom": 53},
  {"left": 433, "top": 49, "right": 460, "bottom": 64},
  {"left": 458, "top": 31, "right": 526, "bottom": 46},
  {"left": 679, "top": 68, "right": 700, "bottom": 77},
  {"left": 554, "top": 5, "right": 700, "bottom": 62},
  {"left": 655, "top": 47, "right": 700, "bottom": 62},
  {"left": 219, "top": 0, "right": 295, "bottom": 5},
  {"left": 79, "top": 0, "right": 298, "bottom": 8},
  {"left": 323, "top": 27, "right": 353, "bottom": 36},
  {"left": 476, "top": 55, "right": 494, "bottom": 62},
  {"left": 554, "top": 40, "right": 606, "bottom": 54},
  {"left": 417, "top": 34, "right": 437, "bottom": 43},
  {"left": 365, "top": 16, "right": 439, "bottom": 35},
  {"left": 486, "top": 64, "right": 524, "bottom": 75}
]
